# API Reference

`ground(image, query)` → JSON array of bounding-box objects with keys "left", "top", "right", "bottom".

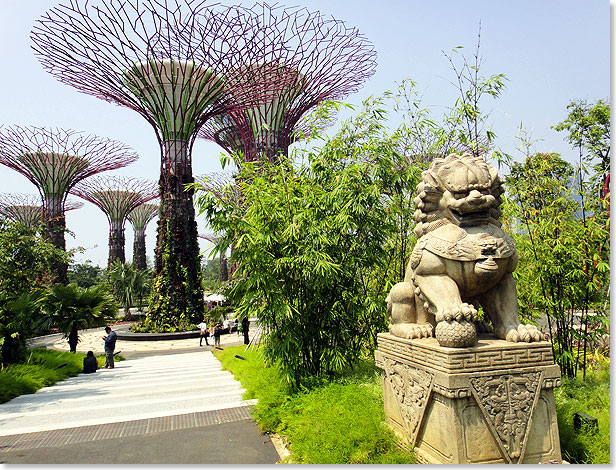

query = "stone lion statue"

[{"left": 386, "top": 152, "right": 542, "bottom": 347}]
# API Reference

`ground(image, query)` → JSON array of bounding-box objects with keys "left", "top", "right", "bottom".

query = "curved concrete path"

[{"left": 0, "top": 326, "right": 279, "bottom": 464}]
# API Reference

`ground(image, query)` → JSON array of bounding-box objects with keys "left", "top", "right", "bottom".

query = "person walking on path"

[
  {"left": 213, "top": 323, "right": 221, "bottom": 347},
  {"left": 83, "top": 350, "right": 98, "bottom": 374},
  {"left": 198, "top": 319, "right": 210, "bottom": 346},
  {"left": 103, "top": 326, "right": 117, "bottom": 369}
]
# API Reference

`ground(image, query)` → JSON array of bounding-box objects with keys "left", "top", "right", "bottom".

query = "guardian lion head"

[{"left": 413, "top": 153, "right": 504, "bottom": 238}]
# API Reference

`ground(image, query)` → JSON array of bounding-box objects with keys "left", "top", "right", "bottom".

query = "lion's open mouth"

[{"left": 450, "top": 208, "right": 490, "bottom": 225}]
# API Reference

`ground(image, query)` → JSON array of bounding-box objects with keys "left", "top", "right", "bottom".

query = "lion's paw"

[
  {"left": 436, "top": 303, "right": 478, "bottom": 323},
  {"left": 390, "top": 323, "right": 434, "bottom": 340},
  {"left": 496, "top": 323, "right": 543, "bottom": 343}
]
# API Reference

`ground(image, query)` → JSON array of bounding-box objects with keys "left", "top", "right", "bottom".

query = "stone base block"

[{"left": 375, "top": 333, "right": 562, "bottom": 464}]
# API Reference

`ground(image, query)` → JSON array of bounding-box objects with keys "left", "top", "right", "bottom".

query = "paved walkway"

[{"left": 0, "top": 326, "right": 279, "bottom": 464}]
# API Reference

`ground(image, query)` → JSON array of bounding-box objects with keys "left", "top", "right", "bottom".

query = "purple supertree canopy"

[
  {"left": 31, "top": 0, "right": 295, "bottom": 150},
  {"left": 0, "top": 193, "right": 83, "bottom": 229},
  {"left": 198, "top": 3, "right": 378, "bottom": 161},
  {"left": 30, "top": 0, "right": 300, "bottom": 323},
  {"left": 72, "top": 176, "right": 158, "bottom": 228},
  {"left": 72, "top": 176, "right": 158, "bottom": 267},
  {"left": 0, "top": 125, "right": 137, "bottom": 231}
]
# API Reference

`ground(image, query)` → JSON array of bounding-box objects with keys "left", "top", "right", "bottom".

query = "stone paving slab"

[
  {"left": 28, "top": 324, "right": 249, "bottom": 356},
  {"left": 0, "top": 419, "right": 279, "bottom": 464},
  {"left": 0, "top": 406, "right": 254, "bottom": 452}
]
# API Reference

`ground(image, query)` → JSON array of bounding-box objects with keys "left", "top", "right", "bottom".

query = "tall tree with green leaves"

[
  {"left": 0, "top": 218, "right": 68, "bottom": 363},
  {"left": 41, "top": 283, "right": 117, "bottom": 353},
  {"left": 500, "top": 148, "right": 609, "bottom": 379}
]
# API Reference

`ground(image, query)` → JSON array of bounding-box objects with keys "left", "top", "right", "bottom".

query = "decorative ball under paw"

[{"left": 435, "top": 320, "right": 476, "bottom": 347}]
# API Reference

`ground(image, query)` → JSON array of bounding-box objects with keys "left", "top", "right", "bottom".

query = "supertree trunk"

[
  {"left": 128, "top": 203, "right": 158, "bottom": 271},
  {"left": 108, "top": 221, "right": 126, "bottom": 268},
  {"left": 133, "top": 229, "right": 147, "bottom": 271},
  {"left": 46, "top": 213, "right": 68, "bottom": 284},
  {"left": 148, "top": 140, "right": 203, "bottom": 327}
]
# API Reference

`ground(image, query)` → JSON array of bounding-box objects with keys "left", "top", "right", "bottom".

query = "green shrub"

[
  {"left": 555, "top": 357, "right": 610, "bottom": 463},
  {"left": 215, "top": 346, "right": 414, "bottom": 464},
  {"left": 0, "top": 348, "right": 83, "bottom": 403}
]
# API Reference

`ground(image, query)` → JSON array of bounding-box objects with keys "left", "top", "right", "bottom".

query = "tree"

[
  {"left": 0, "top": 291, "right": 43, "bottom": 365},
  {"left": 41, "top": 283, "right": 117, "bottom": 353},
  {"left": 67, "top": 261, "right": 106, "bottom": 288},
  {"left": 72, "top": 177, "right": 158, "bottom": 268},
  {"left": 107, "top": 261, "right": 151, "bottom": 316},
  {"left": 0, "top": 218, "right": 69, "bottom": 363},
  {"left": 500, "top": 149, "right": 609, "bottom": 379},
  {"left": 552, "top": 99, "right": 610, "bottom": 177},
  {"left": 195, "top": 152, "right": 396, "bottom": 388}
]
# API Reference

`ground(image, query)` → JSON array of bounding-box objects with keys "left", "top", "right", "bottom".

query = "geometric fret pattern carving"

[
  {"left": 377, "top": 333, "right": 554, "bottom": 373},
  {"left": 382, "top": 357, "right": 434, "bottom": 446},
  {"left": 470, "top": 371, "right": 543, "bottom": 464}
]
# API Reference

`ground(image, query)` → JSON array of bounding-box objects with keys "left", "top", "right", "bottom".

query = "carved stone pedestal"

[{"left": 375, "top": 333, "right": 562, "bottom": 464}]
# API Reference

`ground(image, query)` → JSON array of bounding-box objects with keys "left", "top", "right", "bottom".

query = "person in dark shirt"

[
  {"left": 213, "top": 323, "right": 221, "bottom": 347},
  {"left": 103, "top": 326, "right": 117, "bottom": 369},
  {"left": 83, "top": 350, "right": 98, "bottom": 374}
]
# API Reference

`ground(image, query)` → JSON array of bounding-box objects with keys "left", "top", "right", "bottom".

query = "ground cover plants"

[
  {"left": 215, "top": 345, "right": 415, "bottom": 464},
  {"left": 0, "top": 348, "right": 114, "bottom": 404},
  {"left": 554, "top": 355, "right": 610, "bottom": 464}
]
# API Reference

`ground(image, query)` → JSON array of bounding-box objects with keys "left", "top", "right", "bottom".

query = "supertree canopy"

[
  {"left": 31, "top": 0, "right": 295, "bottom": 328},
  {"left": 0, "top": 125, "right": 138, "bottom": 283},
  {"left": 127, "top": 202, "right": 159, "bottom": 271},
  {"left": 0, "top": 193, "right": 83, "bottom": 229},
  {"left": 198, "top": 3, "right": 377, "bottom": 162},
  {"left": 72, "top": 176, "right": 158, "bottom": 268}
]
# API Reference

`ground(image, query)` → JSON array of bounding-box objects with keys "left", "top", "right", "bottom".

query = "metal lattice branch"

[
  {"left": 0, "top": 193, "right": 43, "bottom": 228},
  {"left": 0, "top": 193, "right": 84, "bottom": 229},
  {"left": 72, "top": 176, "right": 158, "bottom": 267},
  {"left": 198, "top": 3, "right": 377, "bottom": 161},
  {"left": 128, "top": 202, "right": 159, "bottom": 233},
  {"left": 0, "top": 125, "right": 138, "bottom": 223},
  {"left": 31, "top": 0, "right": 296, "bottom": 148},
  {"left": 197, "top": 171, "right": 241, "bottom": 201},
  {"left": 72, "top": 176, "right": 158, "bottom": 228}
]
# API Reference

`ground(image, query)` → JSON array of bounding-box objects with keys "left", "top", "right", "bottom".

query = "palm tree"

[
  {"left": 0, "top": 290, "right": 43, "bottom": 364},
  {"left": 41, "top": 283, "right": 117, "bottom": 352},
  {"left": 107, "top": 261, "right": 151, "bottom": 316}
]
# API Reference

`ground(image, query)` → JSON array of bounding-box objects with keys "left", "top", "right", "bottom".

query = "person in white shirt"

[{"left": 198, "top": 320, "right": 210, "bottom": 346}]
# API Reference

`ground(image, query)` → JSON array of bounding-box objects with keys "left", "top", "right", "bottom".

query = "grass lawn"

[
  {"left": 555, "top": 356, "right": 610, "bottom": 464},
  {"left": 217, "top": 345, "right": 610, "bottom": 464},
  {"left": 215, "top": 345, "right": 415, "bottom": 464},
  {"left": 0, "top": 348, "right": 121, "bottom": 404}
]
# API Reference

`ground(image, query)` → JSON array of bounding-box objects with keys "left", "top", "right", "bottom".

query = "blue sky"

[{"left": 0, "top": 1, "right": 610, "bottom": 267}]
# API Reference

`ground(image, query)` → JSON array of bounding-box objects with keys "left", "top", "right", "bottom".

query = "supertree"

[
  {"left": 198, "top": 3, "right": 377, "bottom": 162},
  {"left": 0, "top": 125, "right": 138, "bottom": 283},
  {"left": 127, "top": 203, "right": 159, "bottom": 271},
  {"left": 0, "top": 193, "right": 83, "bottom": 229},
  {"left": 32, "top": 0, "right": 296, "bottom": 328},
  {"left": 72, "top": 176, "right": 158, "bottom": 268}
]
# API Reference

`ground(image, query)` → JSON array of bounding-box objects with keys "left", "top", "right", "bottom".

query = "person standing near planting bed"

[
  {"left": 198, "top": 319, "right": 210, "bottom": 346},
  {"left": 103, "top": 326, "right": 117, "bottom": 369}
]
